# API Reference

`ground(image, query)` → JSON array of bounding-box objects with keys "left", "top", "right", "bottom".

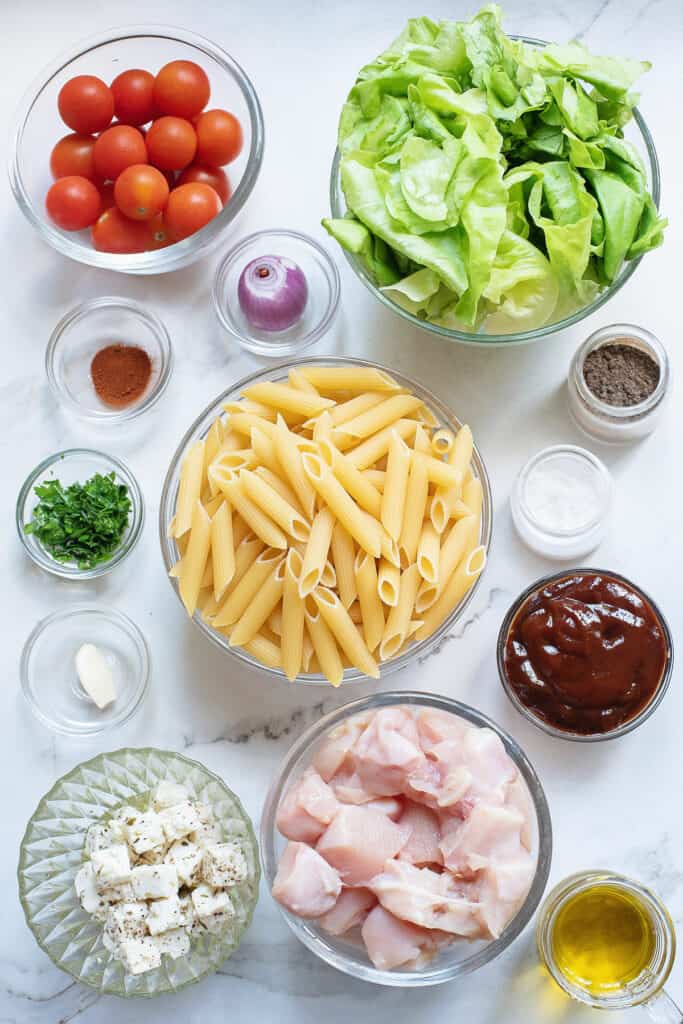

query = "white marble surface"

[{"left": 2, "top": 0, "right": 682, "bottom": 1020}]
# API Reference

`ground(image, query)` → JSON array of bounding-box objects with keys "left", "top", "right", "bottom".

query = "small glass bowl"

[
  {"left": 260, "top": 690, "right": 553, "bottom": 986},
  {"left": 510, "top": 445, "right": 613, "bottom": 560},
  {"left": 46, "top": 297, "right": 173, "bottom": 423},
  {"left": 567, "top": 324, "right": 670, "bottom": 444},
  {"left": 17, "top": 448, "right": 144, "bottom": 579},
  {"left": 213, "top": 229, "right": 341, "bottom": 356},
  {"left": 497, "top": 568, "right": 674, "bottom": 742},
  {"left": 9, "top": 25, "right": 264, "bottom": 274},
  {"left": 18, "top": 748, "right": 260, "bottom": 996},
  {"left": 20, "top": 605, "right": 150, "bottom": 735}
]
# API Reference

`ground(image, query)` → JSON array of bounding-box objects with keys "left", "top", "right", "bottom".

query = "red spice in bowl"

[{"left": 90, "top": 344, "right": 152, "bottom": 408}]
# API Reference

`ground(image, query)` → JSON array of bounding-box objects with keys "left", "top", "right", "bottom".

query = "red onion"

[{"left": 237, "top": 255, "right": 308, "bottom": 332}]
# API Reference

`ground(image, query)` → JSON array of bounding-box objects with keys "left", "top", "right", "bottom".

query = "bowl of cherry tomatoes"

[{"left": 9, "top": 25, "right": 264, "bottom": 274}]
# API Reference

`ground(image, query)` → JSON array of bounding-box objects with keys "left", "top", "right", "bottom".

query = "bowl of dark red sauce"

[{"left": 497, "top": 569, "right": 673, "bottom": 742}]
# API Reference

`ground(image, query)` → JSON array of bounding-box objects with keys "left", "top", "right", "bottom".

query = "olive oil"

[{"left": 551, "top": 884, "right": 656, "bottom": 995}]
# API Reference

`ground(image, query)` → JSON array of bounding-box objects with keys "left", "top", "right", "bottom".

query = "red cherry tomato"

[
  {"left": 177, "top": 162, "right": 231, "bottom": 204},
  {"left": 46, "top": 176, "right": 102, "bottom": 231},
  {"left": 146, "top": 212, "right": 172, "bottom": 250},
  {"left": 153, "top": 60, "right": 210, "bottom": 119},
  {"left": 195, "top": 109, "right": 243, "bottom": 166},
  {"left": 91, "top": 206, "right": 150, "bottom": 253},
  {"left": 146, "top": 116, "right": 197, "bottom": 171},
  {"left": 99, "top": 181, "right": 116, "bottom": 210},
  {"left": 50, "top": 134, "right": 98, "bottom": 182},
  {"left": 114, "top": 164, "right": 170, "bottom": 221},
  {"left": 111, "top": 69, "right": 156, "bottom": 126},
  {"left": 93, "top": 125, "right": 147, "bottom": 181},
  {"left": 164, "top": 182, "right": 222, "bottom": 240},
  {"left": 58, "top": 75, "right": 114, "bottom": 134}
]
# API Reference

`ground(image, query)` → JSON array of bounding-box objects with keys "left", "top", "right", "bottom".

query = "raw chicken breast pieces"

[{"left": 272, "top": 705, "right": 536, "bottom": 971}]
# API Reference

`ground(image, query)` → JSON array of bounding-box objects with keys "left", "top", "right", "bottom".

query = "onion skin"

[{"left": 238, "top": 255, "right": 308, "bottom": 332}]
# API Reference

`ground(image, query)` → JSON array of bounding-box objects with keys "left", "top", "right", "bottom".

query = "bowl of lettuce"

[{"left": 324, "top": 5, "right": 666, "bottom": 344}]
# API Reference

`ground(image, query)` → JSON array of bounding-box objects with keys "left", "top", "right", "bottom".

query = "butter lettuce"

[{"left": 324, "top": 3, "right": 666, "bottom": 335}]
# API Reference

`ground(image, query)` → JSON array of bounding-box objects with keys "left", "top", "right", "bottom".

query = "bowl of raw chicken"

[{"left": 260, "top": 691, "right": 552, "bottom": 986}]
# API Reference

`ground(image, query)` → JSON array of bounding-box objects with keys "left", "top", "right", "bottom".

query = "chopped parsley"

[{"left": 24, "top": 472, "right": 131, "bottom": 569}]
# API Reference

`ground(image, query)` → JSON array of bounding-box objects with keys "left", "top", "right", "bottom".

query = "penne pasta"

[
  {"left": 200, "top": 560, "right": 213, "bottom": 589},
  {"left": 299, "top": 507, "right": 335, "bottom": 597},
  {"left": 266, "top": 606, "right": 283, "bottom": 637},
  {"left": 321, "top": 558, "right": 337, "bottom": 589},
  {"left": 288, "top": 367, "right": 320, "bottom": 394},
  {"left": 241, "top": 381, "right": 335, "bottom": 418},
  {"left": 463, "top": 477, "right": 483, "bottom": 520},
  {"left": 273, "top": 417, "right": 317, "bottom": 519},
  {"left": 241, "top": 469, "right": 310, "bottom": 543},
  {"left": 218, "top": 474, "right": 289, "bottom": 550},
  {"left": 302, "top": 453, "right": 383, "bottom": 558},
  {"left": 415, "top": 515, "right": 478, "bottom": 613},
  {"left": 250, "top": 426, "right": 282, "bottom": 477},
  {"left": 229, "top": 412, "right": 277, "bottom": 439},
  {"left": 213, "top": 547, "right": 283, "bottom": 627},
  {"left": 325, "top": 391, "right": 385, "bottom": 428},
  {"left": 229, "top": 560, "right": 286, "bottom": 647},
  {"left": 178, "top": 500, "right": 211, "bottom": 616},
  {"left": 313, "top": 410, "right": 333, "bottom": 442},
  {"left": 282, "top": 550, "right": 305, "bottom": 681},
  {"left": 174, "top": 440, "right": 205, "bottom": 537},
  {"left": 381, "top": 431, "right": 411, "bottom": 542},
  {"left": 298, "top": 366, "right": 402, "bottom": 393},
  {"left": 414, "top": 453, "right": 463, "bottom": 489},
  {"left": 377, "top": 557, "right": 400, "bottom": 607},
  {"left": 344, "top": 418, "right": 417, "bottom": 470},
  {"left": 431, "top": 428, "right": 455, "bottom": 457},
  {"left": 362, "top": 468, "right": 385, "bottom": 491},
  {"left": 334, "top": 394, "right": 424, "bottom": 445},
  {"left": 254, "top": 465, "right": 301, "bottom": 513},
  {"left": 415, "top": 544, "right": 487, "bottom": 642},
  {"left": 304, "top": 596, "right": 344, "bottom": 686},
  {"left": 354, "top": 549, "right": 385, "bottom": 652},
  {"left": 312, "top": 588, "right": 379, "bottom": 679},
  {"left": 204, "top": 417, "right": 225, "bottom": 477},
  {"left": 231, "top": 515, "right": 252, "bottom": 548},
  {"left": 319, "top": 439, "right": 382, "bottom": 519},
  {"left": 331, "top": 522, "right": 357, "bottom": 608},
  {"left": 380, "top": 564, "right": 420, "bottom": 661},
  {"left": 417, "top": 521, "right": 440, "bottom": 585},
  {"left": 399, "top": 452, "right": 430, "bottom": 566},
  {"left": 243, "top": 632, "right": 282, "bottom": 669},
  {"left": 219, "top": 536, "right": 265, "bottom": 603},
  {"left": 211, "top": 501, "right": 235, "bottom": 602},
  {"left": 413, "top": 424, "right": 432, "bottom": 455},
  {"left": 223, "top": 398, "right": 278, "bottom": 421},
  {"left": 301, "top": 627, "right": 315, "bottom": 672}
]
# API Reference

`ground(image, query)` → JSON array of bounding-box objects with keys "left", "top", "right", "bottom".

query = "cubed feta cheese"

[
  {"left": 159, "top": 801, "right": 201, "bottom": 842},
  {"left": 165, "top": 839, "right": 203, "bottom": 886},
  {"left": 131, "top": 863, "right": 178, "bottom": 901},
  {"left": 194, "top": 802, "right": 214, "bottom": 825},
  {"left": 154, "top": 927, "right": 190, "bottom": 960},
  {"left": 147, "top": 894, "right": 183, "bottom": 936},
  {"left": 201, "top": 842, "right": 248, "bottom": 888},
  {"left": 75, "top": 862, "right": 106, "bottom": 917},
  {"left": 191, "top": 884, "right": 234, "bottom": 923},
  {"left": 152, "top": 781, "right": 190, "bottom": 810},
  {"left": 125, "top": 811, "right": 166, "bottom": 855},
  {"left": 118, "top": 936, "right": 162, "bottom": 975},
  {"left": 199, "top": 909, "right": 233, "bottom": 935},
  {"left": 178, "top": 894, "right": 196, "bottom": 929},
  {"left": 104, "top": 901, "right": 148, "bottom": 947},
  {"left": 114, "top": 805, "right": 142, "bottom": 827},
  {"left": 100, "top": 880, "right": 135, "bottom": 906},
  {"left": 91, "top": 844, "right": 131, "bottom": 890},
  {"left": 85, "top": 820, "right": 125, "bottom": 855},
  {"left": 191, "top": 821, "right": 223, "bottom": 848},
  {"left": 134, "top": 846, "right": 167, "bottom": 866}
]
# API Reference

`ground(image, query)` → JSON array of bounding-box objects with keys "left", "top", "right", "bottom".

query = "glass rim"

[
  {"left": 497, "top": 567, "right": 674, "bottom": 742},
  {"left": 259, "top": 689, "right": 553, "bottom": 986},
  {"left": 536, "top": 869, "right": 676, "bottom": 1008},
  {"left": 45, "top": 296, "right": 174, "bottom": 423},
  {"left": 8, "top": 24, "right": 265, "bottom": 274},
  {"left": 158, "top": 355, "right": 493, "bottom": 684},
  {"left": 19, "top": 604, "right": 151, "bottom": 735},
  {"left": 212, "top": 228, "right": 341, "bottom": 354},
  {"left": 515, "top": 445, "right": 613, "bottom": 539},
  {"left": 328, "top": 35, "right": 661, "bottom": 347},
  {"left": 570, "top": 322, "right": 670, "bottom": 422},
  {"left": 16, "top": 447, "right": 145, "bottom": 579}
]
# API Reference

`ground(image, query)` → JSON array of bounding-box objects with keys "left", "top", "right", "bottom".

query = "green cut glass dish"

[{"left": 18, "top": 748, "right": 260, "bottom": 998}]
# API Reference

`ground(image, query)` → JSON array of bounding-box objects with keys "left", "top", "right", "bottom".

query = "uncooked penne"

[
  {"left": 463, "top": 477, "right": 483, "bottom": 520},
  {"left": 254, "top": 465, "right": 301, "bottom": 513},
  {"left": 250, "top": 426, "right": 282, "bottom": 477},
  {"left": 229, "top": 560, "right": 286, "bottom": 647},
  {"left": 243, "top": 633, "right": 281, "bottom": 669},
  {"left": 213, "top": 547, "right": 283, "bottom": 627},
  {"left": 304, "top": 597, "right": 344, "bottom": 686},
  {"left": 414, "top": 453, "right": 462, "bottom": 489},
  {"left": 174, "top": 440, "right": 205, "bottom": 537},
  {"left": 377, "top": 557, "right": 400, "bottom": 607},
  {"left": 381, "top": 431, "right": 411, "bottom": 542},
  {"left": 431, "top": 425, "right": 472, "bottom": 532},
  {"left": 417, "top": 521, "right": 440, "bottom": 585},
  {"left": 298, "top": 366, "right": 402, "bottom": 393},
  {"left": 354, "top": 549, "right": 385, "bottom": 653},
  {"left": 326, "top": 392, "right": 385, "bottom": 428},
  {"left": 313, "top": 410, "right": 333, "bottom": 442},
  {"left": 218, "top": 474, "right": 289, "bottom": 550},
  {"left": 241, "top": 381, "right": 334, "bottom": 418},
  {"left": 331, "top": 522, "right": 357, "bottom": 609},
  {"left": 241, "top": 469, "right": 310, "bottom": 543},
  {"left": 299, "top": 507, "right": 335, "bottom": 597},
  {"left": 211, "top": 501, "right": 235, "bottom": 601},
  {"left": 288, "top": 367, "right": 320, "bottom": 394},
  {"left": 318, "top": 439, "right": 382, "bottom": 519},
  {"left": 302, "top": 453, "right": 383, "bottom": 558},
  {"left": 178, "top": 500, "right": 211, "bottom": 616},
  {"left": 416, "top": 515, "right": 478, "bottom": 613},
  {"left": 431, "top": 428, "right": 455, "bottom": 457},
  {"left": 415, "top": 544, "right": 486, "bottom": 642},
  {"left": 223, "top": 398, "right": 278, "bottom": 421},
  {"left": 334, "top": 394, "right": 424, "bottom": 445},
  {"left": 282, "top": 550, "right": 305, "bottom": 681},
  {"left": 380, "top": 564, "right": 420, "bottom": 661},
  {"left": 399, "top": 452, "right": 430, "bottom": 566},
  {"left": 345, "top": 419, "right": 417, "bottom": 470},
  {"left": 413, "top": 424, "right": 432, "bottom": 455},
  {"left": 312, "top": 588, "right": 379, "bottom": 679},
  {"left": 273, "top": 417, "right": 317, "bottom": 519}
]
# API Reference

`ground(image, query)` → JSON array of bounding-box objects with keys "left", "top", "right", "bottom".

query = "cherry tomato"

[
  {"left": 164, "top": 182, "right": 222, "bottom": 240},
  {"left": 91, "top": 206, "right": 150, "bottom": 253},
  {"left": 110, "top": 69, "right": 156, "bottom": 126},
  {"left": 146, "top": 116, "right": 197, "bottom": 171},
  {"left": 50, "top": 134, "right": 98, "bottom": 182},
  {"left": 114, "top": 164, "right": 170, "bottom": 221},
  {"left": 99, "top": 181, "right": 116, "bottom": 209},
  {"left": 146, "top": 212, "right": 172, "bottom": 250},
  {"left": 46, "top": 175, "right": 102, "bottom": 231},
  {"left": 177, "top": 162, "right": 231, "bottom": 204},
  {"left": 58, "top": 75, "right": 114, "bottom": 134},
  {"left": 195, "top": 109, "right": 243, "bottom": 166},
  {"left": 93, "top": 125, "right": 147, "bottom": 181},
  {"left": 153, "top": 60, "right": 210, "bottom": 119}
]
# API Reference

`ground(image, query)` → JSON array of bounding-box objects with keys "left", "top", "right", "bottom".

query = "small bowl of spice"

[
  {"left": 212, "top": 229, "right": 341, "bottom": 357},
  {"left": 497, "top": 569, "right": 673, "bottom": 742},
  {"left": 567, "top": 324, "right": 669, "bottom": 444},
  {"left": 46, "top": 297, "right": 172, "bottom": 423},
  {"left": 17, "top": 448, "right": 144, "bottom": 579}
]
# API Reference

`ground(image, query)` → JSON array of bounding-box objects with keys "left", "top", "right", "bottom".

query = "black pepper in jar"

[{"left": 583, "top": 342, "right": 660, "bottom": 407}]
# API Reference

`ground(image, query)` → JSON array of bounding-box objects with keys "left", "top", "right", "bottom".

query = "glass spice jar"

[{"left": 567, "top": 324, "right": 670, "bottom": 444}]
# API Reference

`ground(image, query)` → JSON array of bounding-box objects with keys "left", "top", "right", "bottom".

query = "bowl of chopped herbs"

[{"left": 17, "top": 449, "right": 144, "bottom": 579}]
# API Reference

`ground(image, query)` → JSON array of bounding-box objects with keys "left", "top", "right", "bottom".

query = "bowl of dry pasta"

[{"left": 159, "top": 358, "right": 492, "bottom": 685}]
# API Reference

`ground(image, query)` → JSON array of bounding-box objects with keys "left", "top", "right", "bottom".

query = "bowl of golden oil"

[{"left": 537, "top": 871, "right": 680, "bottom": 1020}]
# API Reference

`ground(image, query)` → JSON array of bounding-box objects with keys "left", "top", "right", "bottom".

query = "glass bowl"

[
  {"left": 260, "top": 690, "right": 553, "bottom": 986},
  {"left": 46, "top": 296, "right": 173, "bottom": 422},
  {"left": 497, "top": 568, "right": 674, "bottom": 742},
  {"left": 212, "top": 229, "right": 341, "bottom": 357},
  {"left": 17, "top": 448, "right": 144, "bottom": 579},
  {"left": 9, "top": 25, "right": 264, "bottom": 274},
  {"left": 18, "top": 748, "right": 260, "bottom": 997},
  {"left": 328, "top": 36, "right": 661, "bottom": 347},
  {"left": 20, "top": 605, "right": 150, "bottom": 735},
  {"left": 158, "top": 356, "right": 492, "bottom": 684}
]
